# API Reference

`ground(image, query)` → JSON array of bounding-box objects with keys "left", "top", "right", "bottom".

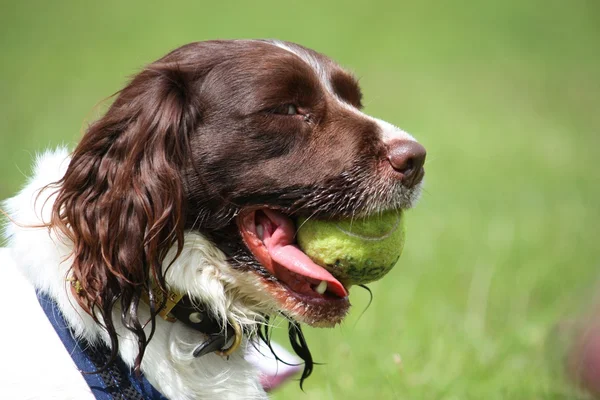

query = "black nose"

[{"left": 387, "top": 140, "right": 427, "bottom": 187}]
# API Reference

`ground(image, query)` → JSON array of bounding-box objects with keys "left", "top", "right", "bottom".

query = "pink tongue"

[{"left": 261, "top": 210, "right": 348, "bottom": 298}]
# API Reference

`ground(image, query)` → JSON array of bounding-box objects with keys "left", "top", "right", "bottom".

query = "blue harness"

[{"left": 36, "top": 291, "right": 168, "bottom": 400}]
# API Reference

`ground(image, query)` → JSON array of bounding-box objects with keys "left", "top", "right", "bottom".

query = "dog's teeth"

[
  {"left": 315, "top": 280, "right": 327, "bottom": 295},
  {"left": 256, "top": 224, "right": 264, "bottom": 240}
]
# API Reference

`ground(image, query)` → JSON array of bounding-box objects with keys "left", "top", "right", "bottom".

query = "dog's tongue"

[{"left": 260, "top": 209, "right": 348, "bottom": 298}]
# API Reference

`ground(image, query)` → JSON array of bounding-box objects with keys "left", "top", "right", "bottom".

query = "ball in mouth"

[
  {"left": 296, "top": 210, "right": 406, "bottom": 286},
  {"left": 238, "top": 208, "right": 351, "bottom": 326},
  {"left": 237, "top": 205, "right": 407, "bottom": 328}
]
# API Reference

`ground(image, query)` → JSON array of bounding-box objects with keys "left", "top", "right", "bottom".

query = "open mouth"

[{"left": 238, "top": 208, "right": 349, "bottom": 304}]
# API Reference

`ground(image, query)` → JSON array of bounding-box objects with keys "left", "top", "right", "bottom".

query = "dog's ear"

[{"left": 50, "top": 51, "right": 206, "bottom": 370}]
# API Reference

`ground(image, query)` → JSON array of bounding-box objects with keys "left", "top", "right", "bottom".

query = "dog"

[{"left": 0, "top": 39, "right": 426, "bottom": 399}]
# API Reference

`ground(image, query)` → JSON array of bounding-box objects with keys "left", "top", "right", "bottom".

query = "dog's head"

[{"left": 50, "top": 39, "right": 425, "bottom": 366}]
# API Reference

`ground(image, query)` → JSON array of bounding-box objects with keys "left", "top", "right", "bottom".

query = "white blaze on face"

[
  {"left": 333, "top": 99, "right": 418, "bottom": 147},
  {"left": 267, "top": 40, "right": 332, "bottom": 90},
  {"left": 266, "top": 40, "right": 419, "bottom": 146},
  {"left": 372, "top": 117, "right": 417, "bottom": 145}
]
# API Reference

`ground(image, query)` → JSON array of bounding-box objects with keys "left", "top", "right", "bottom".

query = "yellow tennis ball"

[{"left": 297, "top": 210, "right": 406, "bottom": 286}]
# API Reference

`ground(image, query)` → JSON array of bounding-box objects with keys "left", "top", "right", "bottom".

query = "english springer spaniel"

[{"left": 1, "top": 40, "right": 426, "bottom": 399}]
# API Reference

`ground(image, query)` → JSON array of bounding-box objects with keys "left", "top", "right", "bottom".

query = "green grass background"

[{"left": 2, "top": 1, "right": 599, "bottom": 398}]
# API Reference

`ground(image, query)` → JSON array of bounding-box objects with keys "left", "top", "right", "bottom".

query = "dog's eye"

[
  {"left": 272, "top": 104, "right": 299, "bottom": 116},
  {"left": 286, "top": 104, "right": 298, "bottom": 115}
]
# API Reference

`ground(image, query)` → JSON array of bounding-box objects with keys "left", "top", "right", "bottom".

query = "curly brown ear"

[{"left": 50, "top": 57, "right": 201, "bottom": 372}]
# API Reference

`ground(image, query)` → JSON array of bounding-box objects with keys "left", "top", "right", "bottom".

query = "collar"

[
  {"left": 166, "top": 293, "right": 243, "bottom": 357},
  {"left": 69, "top": 278, "right": 242, "bottom": 358}
]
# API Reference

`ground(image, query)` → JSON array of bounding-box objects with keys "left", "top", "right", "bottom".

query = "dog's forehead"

[
  {"left": 261, "top": 40, "right": 357, "bottom": 93},
  {"left": 265, "top": 41, "right": 332, "bottom": 77}
]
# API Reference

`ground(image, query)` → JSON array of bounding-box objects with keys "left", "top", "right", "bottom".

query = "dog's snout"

[{"left": 387, "top": 140, "right": 426, "bottom": 187}]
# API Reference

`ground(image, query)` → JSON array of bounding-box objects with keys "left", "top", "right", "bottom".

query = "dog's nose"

[{"left": 387, "top": 140, "right": 426, "bottom": 187}]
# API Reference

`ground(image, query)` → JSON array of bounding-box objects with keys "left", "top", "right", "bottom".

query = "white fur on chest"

[
  {"left": 0, "top": 248, "right": 95, "bottom": 400},
  {"left": 2, "top": 149, "right": 268, "bottom": 400}
]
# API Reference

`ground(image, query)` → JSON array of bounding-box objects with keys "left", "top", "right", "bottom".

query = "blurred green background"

[{"left": 2, "top": 1, "right": 599, "bottom": 398}]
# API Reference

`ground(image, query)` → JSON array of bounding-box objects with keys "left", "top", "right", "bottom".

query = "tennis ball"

[{"left": 296, "top": 210, "right": 406, "bottom": 286}]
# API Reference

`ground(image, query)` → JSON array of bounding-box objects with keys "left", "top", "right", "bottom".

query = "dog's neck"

[{"left": 3, "top": 148, "right": 268, "bottom": 399}]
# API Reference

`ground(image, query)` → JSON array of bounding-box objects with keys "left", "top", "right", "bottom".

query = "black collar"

[
  {"left": 168, "top": 294, "right": 242, "bottom": 357},
  {"left": 69, "top": 277, "right": 243, "bottom": 358}
]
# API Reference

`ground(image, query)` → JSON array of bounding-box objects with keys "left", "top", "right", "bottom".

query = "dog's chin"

[{"left": 256, "top": 276, "right": 351, "bottom": 327}]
